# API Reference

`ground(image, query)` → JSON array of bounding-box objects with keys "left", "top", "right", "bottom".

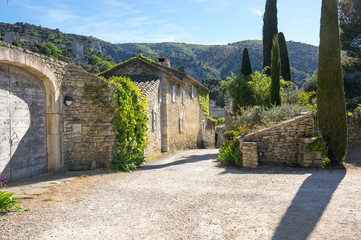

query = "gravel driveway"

[{"left": 1, "top": 149, "right": 361, "bottom": 240}]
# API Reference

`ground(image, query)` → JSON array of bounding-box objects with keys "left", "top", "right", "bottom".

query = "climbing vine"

[
  {"left": 108, "top": 76, "right": 148, "bottom": 172},
  {"left": 197, "top": 88, "right": 210, "bottom": 117}
]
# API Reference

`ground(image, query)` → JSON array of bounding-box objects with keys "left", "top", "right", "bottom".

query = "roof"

[
  {"left": 99, "top": 55, "right": 209, "bottom": 92},
  {"left": 132, "top": 78, "right": 160, "bottom": 97}
]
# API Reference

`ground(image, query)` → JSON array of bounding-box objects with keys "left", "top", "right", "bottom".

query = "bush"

[
  {"left": 218, "top": 137, "right": 243, "bottom": 168},
  {"left": 302, "top": 70, "right": 318, "bottom": 92},
  {"left": 233, "top": 104, "right": 308, "bottom": 134}
]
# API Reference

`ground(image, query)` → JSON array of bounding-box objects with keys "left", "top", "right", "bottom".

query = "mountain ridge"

[{"left": 0, "top": 22, "right": 318, "bottom": 86}]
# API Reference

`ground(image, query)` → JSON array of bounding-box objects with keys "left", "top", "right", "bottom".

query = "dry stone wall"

[
  {"left": 239, "top": 112, "right": 361, "bottom": 168},
  {"left": 239, "top": 113, "right": 321, "bottom": 168}
]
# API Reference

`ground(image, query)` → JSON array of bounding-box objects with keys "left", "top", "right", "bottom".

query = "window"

[
  {"left": 172, "top": 85, "right": 176, "bottom": 103},
  {"left": 152, "top": 109, "right": 157, "bottom": 131},
  {"left": 179, "top": 117, "right": 183, "bottom": 133},
  {"left": 158, "top": 86, "right": 162, "bottom": 103},
  {"left": 182, "top": 90, "right": 185, "bottom": 106},
  {"left": 191, "top": 85, "right": 194, "bottom": 99}
]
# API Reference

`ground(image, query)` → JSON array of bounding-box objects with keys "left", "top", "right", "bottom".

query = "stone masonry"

[
  {"left": 239, "top": 113, "right": 321, "bottom": 168},
  {"left": 0, "top": 42, "right": 114, "bottom": 180}
]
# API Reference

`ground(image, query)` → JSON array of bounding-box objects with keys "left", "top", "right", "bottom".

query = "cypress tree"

[
  {"left": 317, "top": 0, "right": 347, "bottom": 164},
  {"left": 270, "top": 34, "right": 281, "bottom": 105},
  {"left": 278, "top": 32, "right": 291, "bottom": 82},
  {"left": 262, "top": 0, "right": 278, "bottom": 73},
  {"left": 241, "top": 48, "right": 253, "bottom": 76}
]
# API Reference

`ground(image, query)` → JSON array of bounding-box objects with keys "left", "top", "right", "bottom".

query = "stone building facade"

[
  {"left": 0, "top": 42, "right": 114, "bottom": 181},
  {"left": 100, "top": 56, "right": 215, "bottom": 159}
]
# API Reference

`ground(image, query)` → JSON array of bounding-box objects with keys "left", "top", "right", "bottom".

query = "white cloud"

[{"left": 251, "top": 8, "right": 263, "bottom": 17}]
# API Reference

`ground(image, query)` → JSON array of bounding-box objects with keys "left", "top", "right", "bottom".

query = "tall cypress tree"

[
  {"left": 241, "top": 48, "right": 253, "bottom": 76},
  {"left": 270, "top": 34, "right": 281, "bottom": 105},
  {"left": 278, "top": 32, "right": 291, "bottom": 82},
  {"left": 263, "top": 0, "right": 278, "bottom": 73},
  {"left": 317, "top": 0, "right": 347, "bottom": 164}
]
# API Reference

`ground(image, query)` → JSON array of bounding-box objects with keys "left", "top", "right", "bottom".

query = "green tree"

[
  {"left": 262, "top": 0, "right": 278, "bottom": 73},
  {"left": 278, "top": 32, "right": 291, "bottom": 82},
  {"left": 317, "top": 0, "right": 347, "bottom": 164},
  {"left": 270, "top": 35, "right": 281, "bottom": 105},
  {"left": 40, "top": 42, "right": 62, "bottom": 59},
  {"left": 339, "top": 0, "right": 361, "bottom": 59},
  {"left": 88, "top": 55, "right": 102, "bottom": 65},
  {"left": 227, "top": 73, "right": 254, "bottom": 114},
  {"left": 241, "top": 48, "right": 253, "bottom": 76}
]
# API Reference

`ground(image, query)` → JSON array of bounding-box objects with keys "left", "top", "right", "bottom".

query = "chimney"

[{"left": 156, "top": 57, "right": 171, "bottom": 68}]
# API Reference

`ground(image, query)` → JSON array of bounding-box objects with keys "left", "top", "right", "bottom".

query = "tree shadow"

[
  {"left": 271, "top": 166, "right": 346, "bottom": 240},
  {"left": 140, "top": 152, "right": 219, "bottom": 170}
]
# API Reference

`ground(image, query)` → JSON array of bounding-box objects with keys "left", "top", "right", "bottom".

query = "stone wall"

[
  {"left": 239, "top": 113, "right": 321, "bottom": 168},
  {"left": 346, "top": 113, "right": 361, "bottom": 151},
  {"left": 239, "top": 112, "right": 361, "bottom": 168},
  {"left": 62, "top": 65, "right": 114, "bottom": 170}
]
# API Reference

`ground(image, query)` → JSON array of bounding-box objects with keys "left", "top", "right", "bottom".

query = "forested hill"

[{"left": 0, "top": 22, "right": 318, "bottom": 87}]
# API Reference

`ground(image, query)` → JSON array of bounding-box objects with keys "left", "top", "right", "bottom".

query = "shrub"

[
  {"left": 233, "top": 104, "right": 308, "bottom": 133},
  {"left": 302, "top": 71, "right": 318, "bottom": 92},
  {"left": 296, "top": 91, "right": 317, "bottom": 112},
  {"left": 308, "top": 137, "right": 343, "bottom": 166},
  {"left": 247, "top": 67, "right": 291, "bottom": 107},
  {"left": 218, "top": 137, "right": 243, "bottom": 168}
]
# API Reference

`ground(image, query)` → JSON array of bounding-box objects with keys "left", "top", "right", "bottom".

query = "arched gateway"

[
  {"left": 0, "top": 43, "right": 114, "bottom": 182},
  {"left": 0, "top": 44, "right": 62, "bottom": 181}
]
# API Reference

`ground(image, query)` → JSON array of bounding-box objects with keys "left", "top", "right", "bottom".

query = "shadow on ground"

[
  {"left": 272, "top": 167, "right": 346, "bottom": 240},
  {"left": 140, "top": 152, "right": 219, "bottom": 170}
]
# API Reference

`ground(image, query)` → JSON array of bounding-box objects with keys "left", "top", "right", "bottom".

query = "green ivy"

[
  {"left": 197, "top": 88, "right": 209, "bottom": 117},
  {"left": 98, "top": 54, "right": 161, "bottom": 76},
  {"left": 107, "top": 76, "right": 149, "bottom": 172}
]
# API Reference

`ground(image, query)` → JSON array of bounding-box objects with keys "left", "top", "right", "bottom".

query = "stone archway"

[{"left": 0, "top": 43, "right": 63, "bottom": 180}]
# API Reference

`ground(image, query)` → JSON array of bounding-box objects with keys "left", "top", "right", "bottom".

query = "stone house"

[{"left": 99, "top": 56, "right": 215, "bottom": 159}]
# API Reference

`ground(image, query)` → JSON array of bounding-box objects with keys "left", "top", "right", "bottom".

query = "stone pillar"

[
  {"left": 298, "top": 137, "right": 323, "bottom": 167},
  {"left": 241, "top": 141, "right": 258, "bottom": 168}
]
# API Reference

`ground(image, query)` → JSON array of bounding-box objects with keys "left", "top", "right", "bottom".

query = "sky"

[{"left": 0, "top": 0, "right": 322, "bottom": 46}]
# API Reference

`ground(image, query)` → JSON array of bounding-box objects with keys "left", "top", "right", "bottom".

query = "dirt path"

[{"left": 1, "top": 149, "right": 361, "bottom": 240}]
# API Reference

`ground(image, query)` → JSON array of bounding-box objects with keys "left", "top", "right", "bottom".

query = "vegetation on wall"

[
  {"left": 317, "top": 0, "right": 347, "bottom": 165},
  {"left": 197, "top": 88, "right": 210, "bottom": 117},
  {"left": 107, "top": 76, "right": 148, "bottom": 172}
]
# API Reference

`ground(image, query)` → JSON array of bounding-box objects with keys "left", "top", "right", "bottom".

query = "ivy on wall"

[
  {"left": 197, "top": 88, "right": 210, "bottom": 117},
  {"left": 107, "top": 76, "right": 148, "bottom": 172}
]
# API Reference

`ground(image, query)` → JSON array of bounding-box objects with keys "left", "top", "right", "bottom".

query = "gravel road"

[{"left": 1, "top": 149, "right": 361, "bottom": 240}]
